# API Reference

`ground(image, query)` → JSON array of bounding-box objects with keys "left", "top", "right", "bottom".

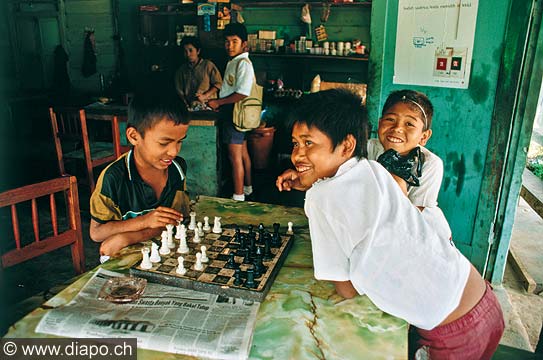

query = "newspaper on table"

[{"left": 36, "top": 268, "right": 260, "bottom": 360}]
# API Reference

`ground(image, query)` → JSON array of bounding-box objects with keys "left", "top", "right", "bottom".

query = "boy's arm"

[
  {"left": 98, "top": 228, "right": 163, "bottom": 257},
  {"left": 333, "top": 280, "right": 358, "bottom": 299},
  {"left": 90, "top": 206, "right": 183, "bottom": 242},
  {"left": 207, "top": 92, "right": 247, "bottom": 110},
  {"left": 276, "top": 169, "right": 310, "bottom": 192}
]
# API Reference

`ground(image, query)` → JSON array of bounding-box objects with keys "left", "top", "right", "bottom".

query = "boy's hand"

[
  {"left": 276, "top": 169, "right": 307, "bottom": 192},
  {"left": 142, "top": 206, "right": 183, "bottom": 229},
  {"left": 196, "top": 93, "right": 208, "bottom": 103},
  {"left": 207, "top": 99, "right": 220, "bottom": 111}
]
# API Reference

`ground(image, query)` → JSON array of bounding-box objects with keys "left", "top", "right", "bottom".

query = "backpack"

[{"left": 232, "top": 58, "right": 263, "bottom": 132}]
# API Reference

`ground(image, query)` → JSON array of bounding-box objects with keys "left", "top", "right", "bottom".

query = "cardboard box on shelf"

[{"left": 258, "top": 30, "right": 276, "bottom": 40}]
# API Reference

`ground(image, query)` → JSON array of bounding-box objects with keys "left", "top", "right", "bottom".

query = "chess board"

[{"left": 130, "top": 224, "right": 294, "bottom": 302}]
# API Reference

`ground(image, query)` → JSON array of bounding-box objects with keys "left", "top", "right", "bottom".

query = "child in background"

[
  {"left": 207, "top": 23, "right": 254, "bottom": 201},
  {"left": 369, "top": 89, "right": 441, "bottom": 209},
  {"left": 89, "top": 92, "right": 191, "bottom": 261},
  {"left": 369, "top": 89, "right": 451, "bottom": 239},
  {"left": 276, "top": 89, "right": 504, "bottom": 359},
  {"left": 174, "top": 36, "right": 222, "bottom": 107}
]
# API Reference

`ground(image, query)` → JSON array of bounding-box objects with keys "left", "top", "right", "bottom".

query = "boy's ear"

[
  {"left": 419, "top": 129, "right": 432, "bottom": 146},
  {"left": 126, "top": 127, "right": 141, "bottom": 146},
  {"left": 341, "top": 134, "right": 357, "bottom": 157}
]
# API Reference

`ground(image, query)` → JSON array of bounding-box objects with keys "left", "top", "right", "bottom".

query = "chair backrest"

[
  {"left": 49, "top": 106, "right": 122, "bottom": 192},
  {"left": 0, "top": 176, "right": 85, "bottom": 274}
]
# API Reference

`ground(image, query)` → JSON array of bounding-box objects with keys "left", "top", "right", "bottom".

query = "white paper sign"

[{"left": 394, "top": 0, "right": 479, "bottom": 89}]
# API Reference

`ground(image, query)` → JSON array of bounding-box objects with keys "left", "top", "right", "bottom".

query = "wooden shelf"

[{"left": 250, "top": 52, "right": 368, "bottom": 61}]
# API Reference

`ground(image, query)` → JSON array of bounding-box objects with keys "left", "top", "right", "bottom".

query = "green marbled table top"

[{"left": 4, "top": 196, "right": 407, "bottom": 359}]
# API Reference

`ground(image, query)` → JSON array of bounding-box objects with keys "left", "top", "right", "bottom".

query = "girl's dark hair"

[
  {"left": 381, "top": 90, "right": 434, "bottom": 130},
  {"left": 223, "top": 23, "right": 248, "bottom": 42},
  {"left": 289, "top": 89, "right": 369, "bottom": 159},
  {"left": 180, "top": 36, "right": 201, "bottom": 51},
  {"left": 128, "top": 91, "right": 189, "bottom": 136}
]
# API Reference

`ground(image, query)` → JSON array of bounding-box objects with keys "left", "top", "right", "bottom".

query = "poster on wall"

[{"left": 393, "top": 0, "right": 479, "bottom": 89}]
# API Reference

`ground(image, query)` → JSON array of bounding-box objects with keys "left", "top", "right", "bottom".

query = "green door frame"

[{"left": 473, "top": 0, "right": 543, "bottom": 282}]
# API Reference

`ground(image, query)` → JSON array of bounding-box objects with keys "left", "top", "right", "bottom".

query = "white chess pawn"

[
  {"left": 176, "top": 256, "right": 187, "bottom": 275},
  {"left": 188, "top": 211, "right": 197, "bottom": 230},
  {"left": 175, "top": 221, "right": 183, "bottom": 240},
  {"left": 287, "top": 221, "right": 294, "bottom": 235},
  {"left": 200, "top": 245, "right": 209, "bottom": 263},
  {"left": 166, "top": 224, "right": 176, "bottom": 249},
  {"left": 159, "top": 230, "right": 171, "bottom": 255},
  {"left": 212, "top": 216, "right": 222, "bottom": 234},
  {"left": 177, "top": 232, "right": 189, "bottom": 254},
  {"left": 203, "top": 216, "right": 211, "bottom": 232},
  {"left": 140, "top": 247, "right": 153, "bottom": 269},
  {"left": 194, "top": 252, "right": 204, "bottom": 271},
  {"left": 193, "top": 229, "right": 201, "bottom": 243},
  {"left": 197, "top": 221, "right": 204, "bottom": 237},
  {"left": 150, "top": 242, "right": 161, "bottom": 263}
]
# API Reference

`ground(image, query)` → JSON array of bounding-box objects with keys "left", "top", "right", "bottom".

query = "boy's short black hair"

[
  {"left": 128, "top": 91, "right": 189, "bottom": 136},
  {"left": 180, "top": 36, "right": 201, "bottom": 51},
  {"left": 289, "top": 89, "right": 369, "bottom": 159},
  {"left": 381, "top": 90, "right": 434, "bottom": 130},
  {"left": 223, "top": 23, "right": 248, "bottom": 42}
]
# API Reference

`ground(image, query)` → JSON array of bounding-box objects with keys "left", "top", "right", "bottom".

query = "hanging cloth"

[{"left": 82, "top": 31, "right": 97, "bottom": 77}]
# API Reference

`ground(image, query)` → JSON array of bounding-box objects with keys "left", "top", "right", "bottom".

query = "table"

[
  {"left": 4, "top": 196, "right": 407, "bottom": 359},
  {"left": 84, "top": 103, "right": 222, "bottom": 197}
]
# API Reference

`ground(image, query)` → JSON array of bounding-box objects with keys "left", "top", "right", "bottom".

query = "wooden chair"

[
  {"left": 49, "top": 106, "right": 124, "bottom": 192},
  {"left": 311, "top": 76, "right": 367, "bottom": 105},
  {"left": 0, "top": 176, "right": 85, "bottom": 274}
]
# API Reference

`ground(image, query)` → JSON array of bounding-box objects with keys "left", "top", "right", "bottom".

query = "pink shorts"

[{"left": 413, "top": 282, "right": 505, "bottom": 359}]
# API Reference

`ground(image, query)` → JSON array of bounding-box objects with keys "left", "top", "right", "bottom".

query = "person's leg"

[
  {"left": 241, "top": 140, "right": 252, "bottom": 188},
  {"left": 228, "top": 143, "right": 244, "bottom": 198}
]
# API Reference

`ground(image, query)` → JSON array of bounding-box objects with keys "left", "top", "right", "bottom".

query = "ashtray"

[{"left": 98, "top": 276, "right": 147, "bottom": 303}]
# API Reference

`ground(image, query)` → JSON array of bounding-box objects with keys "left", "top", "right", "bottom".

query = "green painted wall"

[{"left": 368, "top": 1, "right": 511, "bottom": 269}]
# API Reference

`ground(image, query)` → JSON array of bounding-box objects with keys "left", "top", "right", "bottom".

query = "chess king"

[{"left": 89, "top": 91, "right": 191, "bottom": 262}]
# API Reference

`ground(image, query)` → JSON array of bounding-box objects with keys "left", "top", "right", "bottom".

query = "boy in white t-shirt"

[
  {"left": 208, "top": 23, "right": 254, "bottom": 201},
  {"left": 276, "top": 89, "right": 504, "bottom": 359},
  {"left": 369, "top": 89, "right": 451, "bottom": 240}
]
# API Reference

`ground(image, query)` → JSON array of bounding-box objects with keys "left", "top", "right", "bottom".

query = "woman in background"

[{"left": 175, "top": 36, "right": 222, "bottom": 108}]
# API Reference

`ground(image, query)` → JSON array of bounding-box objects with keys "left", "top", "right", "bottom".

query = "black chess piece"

[
  {"left": 234, "top": 226, "right": 241, "bottom": 242},
  {"left": 245, "top": 268, "right": 256, "bottom": 288},
  {"left": 225, "top": 252, "right": 238, "bottom": 269},
  {"left": 263, "top": 235, "right": 273, "bottom": 261},
  {"left": 233, "top": 268, "right": 243, "bottom": 286},
  {"left": 273, "top": 223, "right": 280, "bottom": 235},
  {"left": 272, "top": 223, "right": 281, "bottom": 247},
  {"left": 247, "top": 224, "right": 254, "bottom": 236}
]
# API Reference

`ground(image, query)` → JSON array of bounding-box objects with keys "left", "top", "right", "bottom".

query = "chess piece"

[
  {"left": 177, "top": 232, "right": 189, "bottom": 254},
  {"left": 212, "top": 216, "right": 222, "bottom": 234},
  {"left": 200, "top": 245, "right": 209, "bottom": 262},
  {"left": 150, "top": 242, "right": 161, "bottom": 263},
  {"left": 188, "top": 211, "right": 197, "bottom": 230},
  {"left": 166, "top": 224, "right": 176, "bottom": 249},
  {"left": 194, "top": 252, "right": 204, "bottom": 270},
  {"left": 225, "top": 252, "right": 238, "bottom": 269},
  {"left": 176, "top": 256, "right": 187, "bottom": 275},
  {"left": 140, "top": 247, "right": 152, "bottom": 269},
  {"left": 197, "top": 221, "right": 204, "bottom": 237},
  {"left": 203, "top": 216, "right": 211, "bottom": 232},
  {"left": 264, "top": 235, "right": 273, "bottom": 261},
  {"left": 245, "top": 268, "right": 256, "bottom": 288},
  {"left": 175, "top": 221, "right": 183, "bottom": 240},
  {"left": 159, "top": 230, "right": 171, "bottom": 255},
  {"left": 233, "top": 268, "right": 243, "bottom": 286},
  {"left": 287, "top": 221, "right": 294, "bottom": 235},
  {"left": 193, "top": 229, "right": 201, "bottom": 243}
]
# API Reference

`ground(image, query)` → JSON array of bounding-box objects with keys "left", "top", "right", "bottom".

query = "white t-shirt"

[
  {"left": 219, "top": 52, "right": 254, "bottom": 98},
  {"left": 367, "top": 138, "right": 443, "bottom": 208},
  {"left": 305, "top": 158, "right": 471, "bottom": 330}
]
